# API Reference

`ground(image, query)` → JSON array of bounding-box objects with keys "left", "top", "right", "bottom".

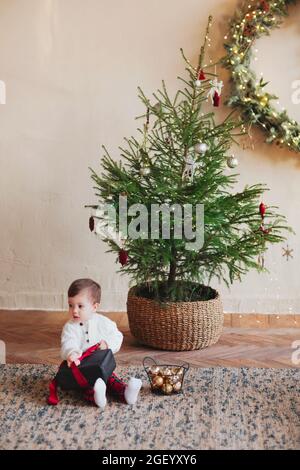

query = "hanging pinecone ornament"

[
  {"left": 118, "top": 248, "right": 129, "bottom": 266},
  {"left": 89, "top": 216, "right": 95, "bottom": 232},
  {"left": 257, "top": 201, "right": 271, "bottom": 267}
]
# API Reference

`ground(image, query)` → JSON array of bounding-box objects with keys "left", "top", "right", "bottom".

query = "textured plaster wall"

[{"left": 0, "top": 0, "right": 299, "bottom": 313}]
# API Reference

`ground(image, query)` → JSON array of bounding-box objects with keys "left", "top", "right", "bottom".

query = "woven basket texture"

[{"left": 127, "top": 285, "right": 224, "bottom": 351}]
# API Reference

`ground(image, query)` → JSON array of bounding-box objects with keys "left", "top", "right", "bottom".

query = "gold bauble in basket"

[
  {"left": 149, "top": 366, "right": 160, "bottom": 375},
  {"left": 163, "top": 367, "right": 173, "bottom": 376},
  {"left": 173, "top": 381, "right": 182, "bottom": 392},
  {"left": 170, "top": 374, "right": 180, "bottom": 384},
  {"left": 143, "top": 357, "right": 189, "bottom": 395},
  {"left": 152, "top": 375, "right": 164, "bottom": 388},
  {"left": 162, "top": 383, "right": 173, "bottom": 394}
]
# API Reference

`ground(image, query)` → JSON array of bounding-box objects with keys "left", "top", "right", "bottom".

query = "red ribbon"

[{"left": 47, "top": 343, "right": 100, "bottom": 405}]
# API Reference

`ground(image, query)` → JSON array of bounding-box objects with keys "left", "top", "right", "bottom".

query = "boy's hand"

[
  {"left": 67, "top": 353, "right": 81, "bottom": 367},
  {"left": 98, "top": 340, "right": 108, "bottom": 350}
]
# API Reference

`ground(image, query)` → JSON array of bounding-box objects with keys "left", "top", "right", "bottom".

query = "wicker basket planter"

[{"left": 127, "top": 284, "right": 224, "bottom": 351}]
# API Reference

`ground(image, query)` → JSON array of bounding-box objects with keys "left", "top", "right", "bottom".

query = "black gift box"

[{"left": 55, "top": 349, "right": 116, "bottom": 390}]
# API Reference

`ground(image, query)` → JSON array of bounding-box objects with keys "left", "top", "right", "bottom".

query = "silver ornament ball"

[
  {"left": 194, "top": 142, "right": 209, "bottom": 154},
  {"left": 194, "top": 80, "right": 201, "bottom": 88},
  {"left": 227, "top": 155, "right": 238, "bottom": 168},
  {"left": 140, "top": 166, "right": 151, "bottom": 176}
]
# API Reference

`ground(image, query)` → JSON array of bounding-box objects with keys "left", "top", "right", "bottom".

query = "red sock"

[
  {"left": 83, "top": 388, "right": 96, "bottom": 405},
  {"left": 107, "top": 372, "right": 127, "bottom": 403},
  {"left": 47, "top": 379, "right": 59, "bottom": 405}
]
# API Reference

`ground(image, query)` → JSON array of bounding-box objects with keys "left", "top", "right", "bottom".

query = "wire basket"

[{"left": 143, "top": 356, "right": 189, "bottom": 395}]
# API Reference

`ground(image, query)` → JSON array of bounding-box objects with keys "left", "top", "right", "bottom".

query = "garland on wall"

[{"left": 222, "top": 0, "right": 300, "bottom": 153}]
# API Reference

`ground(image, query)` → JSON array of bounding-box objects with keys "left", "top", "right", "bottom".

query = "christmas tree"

[{"left": 86, "top": 17, "right": 290, "bottom": 303}]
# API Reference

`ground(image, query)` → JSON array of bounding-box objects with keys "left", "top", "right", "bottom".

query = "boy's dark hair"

[{"left": 68, "top": 278, "right": 101, "bottom": 304}]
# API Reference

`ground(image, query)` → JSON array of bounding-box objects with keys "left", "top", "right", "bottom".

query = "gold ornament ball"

[
  {"left": 173, "top": 382, "right": 182, "bottom": 392},
  {"left": 171, "top": 374, "right": 180, "bottom": 384},
  {"left": 152, "top": 375, "right": 164, "bottom": 388},
  {"left": 259, "top": 96, "right": 268, "bottom": 107},
  {"left": 162, "top": 383, "right": 173, "bottom": 394},
  {"left": 148, "top": 366, "right": 159, "bottom": 375}
]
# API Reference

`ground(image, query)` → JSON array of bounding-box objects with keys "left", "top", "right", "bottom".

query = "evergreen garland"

[{"left": 222, "top": 0, "right": 300, "bottom": 152}]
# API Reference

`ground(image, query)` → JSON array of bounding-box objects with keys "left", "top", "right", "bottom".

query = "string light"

[{"left": 224, "top": 0, "right": 300, "bottom": 153}]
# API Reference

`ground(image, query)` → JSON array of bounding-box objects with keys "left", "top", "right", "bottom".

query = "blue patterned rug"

[{"left": 0, "top": 364, "right": 299, "bottom": 450}]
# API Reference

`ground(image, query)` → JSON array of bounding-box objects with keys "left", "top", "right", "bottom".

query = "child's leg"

[
  {"left": 83, "top": 378, "right": 107, "bottom": 409},
  {"left": 107, "top": 373, "right": 142, "bottom": 405}
]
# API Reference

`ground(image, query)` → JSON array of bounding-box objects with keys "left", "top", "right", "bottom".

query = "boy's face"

[{"left": 68, "top": 289, "right": 98, "bottom": 323}]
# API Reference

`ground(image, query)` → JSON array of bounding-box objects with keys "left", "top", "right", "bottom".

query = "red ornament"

[
  {"left": 89, "top": 216, "right": 95, "bottom": 232},
  {"left": 213, "top": 91, "right": 220, "bottom": 107},
  {"left": 259, "top": 224, "right": 270, "bottom": 235},
  {"left": 259, "top": 202, "right": 267, "bottom": 218},
  {"left": 244, "top": 24, "right": 255, "bottom": 37},
  {"left": 118, "top": 249, "right": 128, "bottom": 266},
  {"left": 198, "top": 69, "right": 206, "bottom": 80}
]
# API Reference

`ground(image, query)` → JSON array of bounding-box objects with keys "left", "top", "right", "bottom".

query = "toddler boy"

[{"left": 61, "top": 278, "right": 142, "bottom": 408}]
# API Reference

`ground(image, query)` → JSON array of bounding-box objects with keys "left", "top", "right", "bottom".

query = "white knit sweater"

[{"left": 61, "top": 313, "right": 123, "bottom": 360}]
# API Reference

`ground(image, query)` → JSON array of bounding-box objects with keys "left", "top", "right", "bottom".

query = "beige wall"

[{"left": 0, "top": 0, "right": 299, "bottom": 313}]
